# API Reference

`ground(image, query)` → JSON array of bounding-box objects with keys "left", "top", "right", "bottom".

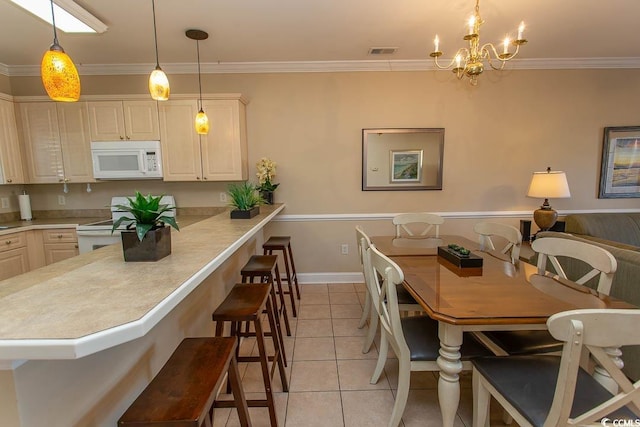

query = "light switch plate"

[{"left": 0, "top": 197, "right": 8, "bottom": 209}]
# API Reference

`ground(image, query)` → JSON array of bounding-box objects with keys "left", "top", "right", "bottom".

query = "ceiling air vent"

[{"left": 368, "top": 47, "right": 397, "bottom": 55}]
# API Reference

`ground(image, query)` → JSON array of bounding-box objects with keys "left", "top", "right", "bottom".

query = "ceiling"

[{"left": 1, "top": 0, "right": 640, "bottom": 76}]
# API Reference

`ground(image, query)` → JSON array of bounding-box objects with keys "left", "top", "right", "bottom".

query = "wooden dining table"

[{"left": 370, "top": 235, "right": 636, "bottom": 427}]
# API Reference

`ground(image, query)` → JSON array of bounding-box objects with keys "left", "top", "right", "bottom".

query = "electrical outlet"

[
  {"left": 341, "top": 244, "right": 349, "bottom": 255},
  {"left": 219, "top": 192, "right": 228, "bottom": 203},
  {"left": 0, "top": 197, "right": 9, "bottom": 209},
  {"left": 58, "top": 195, "right": 66, "bottom": 206}
]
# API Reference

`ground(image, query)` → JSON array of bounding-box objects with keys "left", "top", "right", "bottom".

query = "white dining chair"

[
  {"left": 472, "top": 308, "right": 640, "bottom": 427},
  {"left": 366, "top": 244, "right": 492, "bottom": 427},
  {"left": 473, "top": 221, "right": 522, "bottom": 265},
  {"left": 393, "top": 213, "right": 444, "bottom": 238},
  {"left": 355, "top": 226, "right": 423, "bottom": 355},
  {"left": 483, "top": 236, "right": 618, "bottom": 356}
]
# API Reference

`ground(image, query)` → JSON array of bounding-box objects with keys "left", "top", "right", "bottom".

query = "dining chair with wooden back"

[
  {"left": 472, "top": 308, "right": 640, "bottom": 427},
  {"left": 473, "top": 222, "right": 523, "bottom": 265},
  {"left": 366, "top": 245, "right": 492, "bottom": 427},
  {"left": 393, "top": 213, "right": 444, "bottom": 238},
  {"left": 355, "top": 226, "right": 423, "bottom": 355},
  {"left": 483, "top": 236, "right": 618, "bottom": 356}
]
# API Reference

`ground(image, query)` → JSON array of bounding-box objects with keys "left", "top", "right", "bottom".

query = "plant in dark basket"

[
  {"left": 111, "top": 192, "right": 180, "bottom": 261},
  {"left": 227, "top": 182, "right": 263, "bottom": 219}
]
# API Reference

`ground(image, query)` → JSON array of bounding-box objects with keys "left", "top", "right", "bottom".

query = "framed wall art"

[
  {"left": 362, "top": 128, "right": 444, "bottom": 191},
  {"left": 390, "top": 150, "right": 422, "bottom": 183},
  {"left": 599, "top": 126, "right": 640, "bottom": 198}
]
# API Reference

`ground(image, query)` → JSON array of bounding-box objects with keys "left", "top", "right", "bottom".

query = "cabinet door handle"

[
  {"left": 6, "top": 179, "right": 11, "bottom": 183},
  {"left": 5, "top": 240, "right": 11, "bottom": 245},
  {"left": 57, "top": 234, "right": 63, "bottom": 239},
  {"left": 126, "top": 136, "right": 130, "bottom": 140},
  {"left": 196, "top": 176, "right": 201, "bottom": 180},
  {"left": 203, "top": 177, "right": 208, "bottom": 180},
  {"left": 74, "top": 244, "right": 78, "bottom": 249},
  {"left": 119, "top": 136, "right": 124, "bottom": 140}
]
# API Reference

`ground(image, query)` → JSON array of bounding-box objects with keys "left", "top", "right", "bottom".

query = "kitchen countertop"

[
  {"left": 0, "top": 215, "right": 211, "bottom": 235},
  {"left": 0, "top": 204, "right": 284, "bottom": 361}
]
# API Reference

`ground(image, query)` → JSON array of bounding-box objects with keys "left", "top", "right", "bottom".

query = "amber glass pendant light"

[
  {"left": 41, "top": 0, "right": 80, "bottom": 102},
  {"left": 186, "top": 29, "right": 209, "bottom": 135},
  {"left": 149, "top": 0, "right": 169, "bottom": 100}
]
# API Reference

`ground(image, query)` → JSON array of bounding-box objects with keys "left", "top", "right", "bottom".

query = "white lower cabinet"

[{"left": 0, "top": 232, "right": 29, "bottom": 281}]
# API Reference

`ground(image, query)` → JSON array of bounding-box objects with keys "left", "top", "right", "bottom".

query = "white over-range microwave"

[{"left": 91, "top": 141, "right": 163, "bottom": 179}]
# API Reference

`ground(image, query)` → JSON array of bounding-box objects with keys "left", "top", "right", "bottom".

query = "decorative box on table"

[{"left": 437, "top": 246, "right": 483, "bottom": 268}]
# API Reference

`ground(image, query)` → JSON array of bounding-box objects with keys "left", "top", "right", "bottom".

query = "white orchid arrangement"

[{"left": 256, "top": 157, "right": 279, "bottom": 192}]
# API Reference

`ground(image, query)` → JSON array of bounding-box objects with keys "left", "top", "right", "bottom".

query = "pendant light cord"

[
  {"left": 196, "top": 39, "right": 203, "bottom": 110},
  {"left": 151, "top": 0, "right": 160, "bottom": 68},
  {"left": 49, "top": 0, "right": 59, "bottom": 46}
]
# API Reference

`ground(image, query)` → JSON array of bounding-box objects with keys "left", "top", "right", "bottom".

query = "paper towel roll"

[{"left": 19, "top": 194, "right": 32, "bottom": 220}]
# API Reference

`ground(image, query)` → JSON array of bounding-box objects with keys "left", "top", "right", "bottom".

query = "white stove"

[{"left": 76, "top": 195, "right": 176, "bottom": 254}]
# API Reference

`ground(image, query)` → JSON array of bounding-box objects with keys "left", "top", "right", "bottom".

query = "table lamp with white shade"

[{"left": 527, "top": 167, "right": 571, "bottom": 232}]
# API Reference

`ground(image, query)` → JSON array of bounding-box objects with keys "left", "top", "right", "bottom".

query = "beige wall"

[{"left": 6, "top": 69, "right": 640, "bottom": 275}]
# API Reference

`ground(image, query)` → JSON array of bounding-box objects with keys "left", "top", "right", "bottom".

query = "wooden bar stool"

[
  {"left": 263, "top": 236, "right": 301, "bottom": 303},
  {"left": 118, "top": 337, "right": 251, "bottom": 427},
  {"left": 212, "top": 283, "right": 288, "bottom": 427},
  {"left": 241, "top": 254, "right": 293, "bottom": 334}
]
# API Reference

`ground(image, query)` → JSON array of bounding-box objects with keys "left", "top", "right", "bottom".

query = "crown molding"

[{"left": 2, "top": 57, "right": 640, "bottom": 77}]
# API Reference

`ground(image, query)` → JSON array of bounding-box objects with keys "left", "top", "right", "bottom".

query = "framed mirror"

[{"left": 362, "top": 128, "right": 444, "bottom": 191}]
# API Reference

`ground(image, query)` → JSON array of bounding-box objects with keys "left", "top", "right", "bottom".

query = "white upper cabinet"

[
  {"left": 18, "top": 102, "right": 94, "bottom": 184},
  {"left": 159, "top": 97, "right": 248, "bottom": 182},
  {"left": 87, "top": 100, "right": 160, "bottom": 141},
  {"left": 56, "top": 103, "right": 94, "bottom": 183},
  {"left": 0, "top": 98, "right": 25, "bottom": 184},
  {"left": 158, "top": 100, "right": 202, "bottom": 181},
  {"left": 19, "top": 102, "right": 63, "bottom": 183},
  {"left": 200, "top": 99, "right": 248, "bottom": 181}
]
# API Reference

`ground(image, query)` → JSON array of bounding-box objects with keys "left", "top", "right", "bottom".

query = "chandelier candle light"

[
  {"left": 430, "top": 0, "right": 527, "bottom": 85},
  {"left": 41, "top": 0, "right": 81, "bottom": 102}
]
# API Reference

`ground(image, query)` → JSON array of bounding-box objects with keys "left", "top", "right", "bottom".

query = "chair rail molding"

[{"left": 273, "top": 208, "right": 640, "bottom": 222}]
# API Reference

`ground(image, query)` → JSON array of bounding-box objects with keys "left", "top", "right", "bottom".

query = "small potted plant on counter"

[
  {"left": 111, "top": 192, "right": 180, "bottom": 262},
  {"left": 256, "top": 157, "right": 279, "bottom": 205},
  {"left": 227, "top": 182, "right": 263, "bottom": 219}
]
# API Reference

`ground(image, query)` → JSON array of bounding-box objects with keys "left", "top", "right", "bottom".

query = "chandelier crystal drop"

[
  {"left": 41, "top": 0, "right": 80, "bottom": 102},
  {"left": 429, "top": 0, "right": 527, "bottom": 85}
]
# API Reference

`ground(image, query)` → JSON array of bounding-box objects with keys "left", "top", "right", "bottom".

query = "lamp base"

[{"left": 533, "top": 207, "right": 558, "bottom": 232}]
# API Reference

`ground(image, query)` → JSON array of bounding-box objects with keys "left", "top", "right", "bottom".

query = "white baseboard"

[{"left": 296, "top": 272, "right": 364, "bottom": 284}]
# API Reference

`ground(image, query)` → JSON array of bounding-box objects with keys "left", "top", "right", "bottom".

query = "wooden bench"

[{"left": 118, "top": 337, "right": 251, "bottom": 427}]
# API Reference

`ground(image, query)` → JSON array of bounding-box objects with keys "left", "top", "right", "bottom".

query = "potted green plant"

[
  {"left": 227, "top": 182, "right": 263, "bottom": 219},
  {"left": 256, "top": 157, "right": 279, "bottom": 204},
  {"left": 111, "top": 192, "right": 180, "bottom": 262}
]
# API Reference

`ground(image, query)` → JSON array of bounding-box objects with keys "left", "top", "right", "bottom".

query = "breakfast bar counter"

[{"left": 0, "top": 204, "right": 284, "bottom": 426}]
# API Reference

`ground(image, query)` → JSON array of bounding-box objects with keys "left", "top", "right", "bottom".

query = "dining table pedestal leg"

[{"left": 436, "top": 323, "right": 463, "bottom": 427}]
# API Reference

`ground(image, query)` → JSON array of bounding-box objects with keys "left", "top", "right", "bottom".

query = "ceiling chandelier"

[{"left": 429, "top": 0, "right": 527, "bottom": 85}]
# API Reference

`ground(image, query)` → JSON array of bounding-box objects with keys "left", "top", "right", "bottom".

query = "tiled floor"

[{"left": 213, "top": 283, "right": 514, "bottom": 427}]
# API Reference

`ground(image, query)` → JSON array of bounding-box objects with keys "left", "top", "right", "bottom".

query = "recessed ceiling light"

[
  {"left": 8, "top": 0, "right": 108, "bottom": 33},
  {"left": 368, "top": 47, "right": 398, "bottom": 55}
]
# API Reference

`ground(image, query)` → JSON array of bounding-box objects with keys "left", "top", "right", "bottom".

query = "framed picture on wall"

[
  {"left": 599, "top": 126, "right": 640, "bottom": 198},
  {"left": 390, "top": 150, "right": 422, "bottom": 183}
]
